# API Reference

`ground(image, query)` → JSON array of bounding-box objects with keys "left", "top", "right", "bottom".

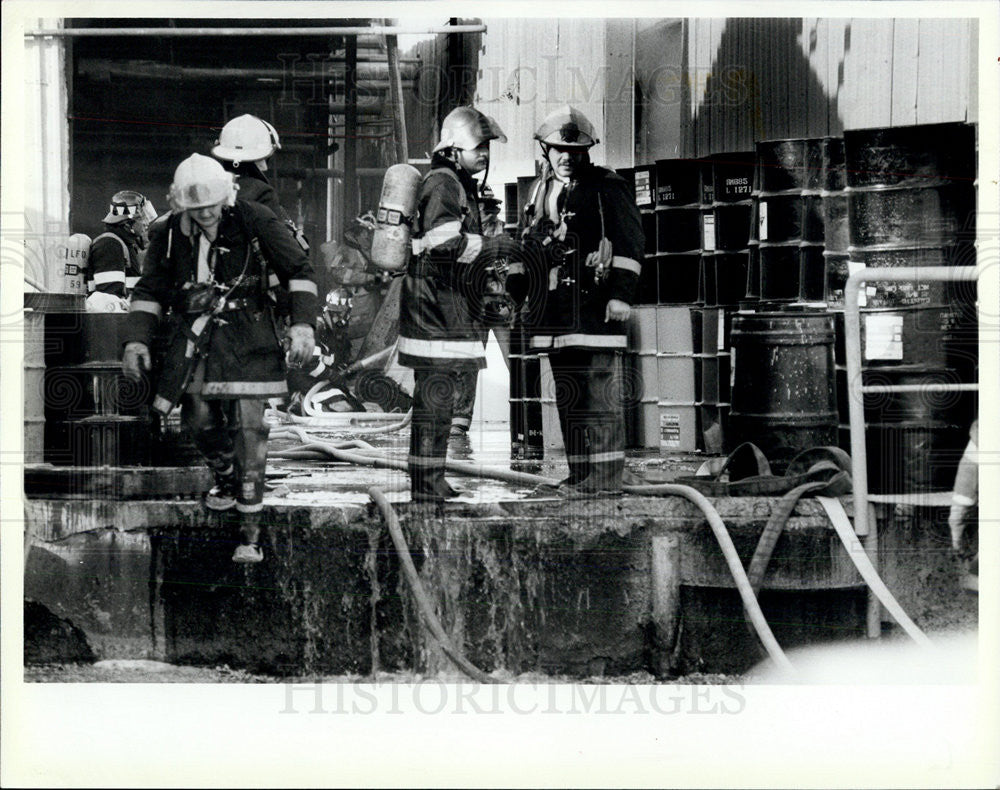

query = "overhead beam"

[
  {"left": 25, "top": 24, "right": 486, "bottom": 38},
  {"left": 76, "top": 59, "right": 420, "bottom": 82}
]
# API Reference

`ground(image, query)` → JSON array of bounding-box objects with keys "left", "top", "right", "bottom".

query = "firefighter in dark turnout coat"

[
  {"left": 122, "top": 154, "right": 317, "bottom": 562},
  {"left": 398, "top": 106, "right": 522, "bottom": 502},
  {"left": 509, "top": 106, "right": 644, "bottom": 496},
  {"left": 88, "top": 190, "right": 153, "bottom": 299},
  {"left": 211, "top": 114, "right": 309, "bottom": 317}
]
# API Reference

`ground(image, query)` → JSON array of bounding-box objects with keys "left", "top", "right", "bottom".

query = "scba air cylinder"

[
  {"left": 370, "top": 164, "right": 422, "bottom": 272},
  {"left": 57, "top": 233, "right": 91, "bottom": 294}
]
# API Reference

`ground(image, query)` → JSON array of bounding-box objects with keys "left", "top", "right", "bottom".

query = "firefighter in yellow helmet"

[
  {"left": 397, "top": 106, "right": 523, "bottom": 502},
  {"left": 122, "top": 153, "right": 318, "bottom": 562},
  {"left": 508, "top": 105, "right": 644, "bottom": 497}
]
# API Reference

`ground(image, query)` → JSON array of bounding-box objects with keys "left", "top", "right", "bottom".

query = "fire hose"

[
  {"left": 266, "top": 427, "right": 933, "bottom": 680},
  {"left": 266, "top": 425, "right": 795, "bottom": 676}
]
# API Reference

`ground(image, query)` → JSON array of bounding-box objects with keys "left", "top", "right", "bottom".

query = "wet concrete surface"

[{"left": 23, "top": 421, "right": 977, "bottom": 680}]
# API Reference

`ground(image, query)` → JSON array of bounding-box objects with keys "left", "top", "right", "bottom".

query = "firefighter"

[
  {"left": 510, "top": 105, "right": 644, "bottom": 497},
  {"left": 121, "top": 153, "right": 317, "bottom": 563},
  {"left": 449, "top": 183, "right": 513, "bottom": 455},
  {"left": 285, "top": 287, "right": 365, "bottom": 414},
  {"left": 87, "top": 190, "right": 155, "bottom": 307},
  {"left": 949, "top": 417, "right": 979, "bottom": 591},
  {"left": 212, "top": 113, "right": 309, "bottom": 314},
  {"left": 398, "top": 105, "right": 522, "bottom": 502}
]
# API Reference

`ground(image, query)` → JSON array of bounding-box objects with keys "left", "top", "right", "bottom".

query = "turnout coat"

[
  {"left": 89, "top": 224, "right": 143, "bottom": 297},
  {"left": 512, "top": 163, "right": 644, "bottom": 352},
  {"left": 397, "top": 159, "right": 489, "bottom": 370},
  {"left": 123, "top": 199, "right": 318, "bottom": 414}
]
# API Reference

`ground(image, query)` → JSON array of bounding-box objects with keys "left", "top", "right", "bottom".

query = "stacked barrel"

[
  {"left": 654, "top": 159, "right": 702, "bottom": 304},
  {"left": 753, "top": 138, "right": 828, "bottom": 303},
  {"left": 838, "top": 122, "right": 977, "bottom": 492},
  {"left": 507, "top": 121, "right": 977, "bottom": 477},
  {"left": 707, "top": 152, "right": 755, "bottom": 307},
  {"left": 508, "top": 175, "right": 545, "bottom": 461}
]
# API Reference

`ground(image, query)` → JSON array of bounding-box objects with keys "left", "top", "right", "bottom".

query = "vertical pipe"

[
  {"left": 843, "top": 271, "right": 879, "bottom": 637},
  {"left": 385, "top": 30, "right": 409, "bottom": 163},
  {"left": 344, "top": 35, "right": 359, "bottom": 231}
]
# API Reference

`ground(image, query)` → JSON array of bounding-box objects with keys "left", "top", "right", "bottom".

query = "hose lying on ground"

[
  {"left": 269, "top": 423, "right": 795, "bottom": 674},
  {"left": 269, "top": 425, "right": 556, "bottom": 488},
  {"left": 268, "top": 403, "right": 413, "bottom": 436},
  {"left": 625, "top": 484, "right": 796, "bottom": 674},
  {"left": 370, "top": 485, "right": 496, "bottom": 684},
  {"left": 816, "top": 496, "right": 934, "bottom": 648}
]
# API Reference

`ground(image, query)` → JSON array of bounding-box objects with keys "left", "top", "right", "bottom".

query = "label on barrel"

[
  {"left": 864, "top": 314, "right": 904, "bottom": 360},
  {"left": 660, "top": 412, "right": 681, "bottom": 447},
  {"left": 758, "top": 202, "right": 768, "bottom": 241},
  {"left": 634, "top": 170, "right": 653, "bottom": 207},
  {"left": 703, "top": 214, "right": 716, "bottom": 251}
]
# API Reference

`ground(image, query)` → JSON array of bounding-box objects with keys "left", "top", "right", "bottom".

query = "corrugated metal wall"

[
  {"left": 475, "top": 17, "right": 978, "bottom": 178},
  {"left": 682, "top": 17, "right": 977, "bottom": 158},
  {"left": 474, "top": 17, "right": 609, "bottom": 191}
]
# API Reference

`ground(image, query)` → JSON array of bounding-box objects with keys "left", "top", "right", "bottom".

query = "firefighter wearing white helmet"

[
  {"left": 87, "top": 190, "right": 153, "bottom": 300},
  {"left": 211, "top": 114, "right": 307, "bottom": 248},
  {"left": 508, "top": 105, "right": 645, "bottom": 498},
  {"left": 122, "top": 153, "right": 319, "bottom": 563},
  {"left": 397, "top": 105, "right": 523, "bottom": 502}
]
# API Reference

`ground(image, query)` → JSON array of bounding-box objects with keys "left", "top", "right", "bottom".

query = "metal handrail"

[{"left": 843, "top": 265, "right": 977, "bottom": 637}]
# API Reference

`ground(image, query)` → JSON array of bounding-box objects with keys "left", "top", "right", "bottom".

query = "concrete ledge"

[{"left": 24, "top": 493, "right": 869, "bottom": 676}]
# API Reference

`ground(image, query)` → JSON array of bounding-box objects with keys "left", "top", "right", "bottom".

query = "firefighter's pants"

[
  {"left": 409, "top": 366, "right": 460, "bottom": 492},
  {"left": 548, "top": 348, "right": 625, "bottom": 490},
  {"left": 181, "top": 394, "right": 270, "bottom": 513},
  {"left": 451, "top": 363, "right": 478, "bottom": 433}
]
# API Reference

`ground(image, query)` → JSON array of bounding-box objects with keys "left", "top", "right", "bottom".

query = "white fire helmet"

[
  {"left": 167, "top": 154, "right": 237, "bottom": 211},
  {"left": 432, "top": 106, "right": 507, "bottom": 153},
  {"left": 103, "top": 190, "right": 148, "bottom": 224},
  {"left": 534, "top": 105, "right": 599, "bottom": 148},
  {"left": 212, "top": 114, "right": 281, "bottom": 164}
]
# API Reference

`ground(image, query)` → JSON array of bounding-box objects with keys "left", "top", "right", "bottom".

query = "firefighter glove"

[
  {"left": 605, "top": 298, "right": 631, "bottom": 322},
  {"left": 122, "top": 342, "right": 151, "bottom": 382},
  {"left": 286, "top": 323, "right": 315, "bottom": 368}
]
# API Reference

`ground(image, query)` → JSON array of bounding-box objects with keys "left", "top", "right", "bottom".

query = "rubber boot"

[{"left": 233, "top": 510, "right": 264, "bottom": 564}]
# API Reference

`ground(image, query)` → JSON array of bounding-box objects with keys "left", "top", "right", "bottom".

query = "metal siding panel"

[
  {"left": 964, "top": 19, "right": 977, "bottom": 123},
  {"left": 735, "top": 18, "right": 749, "bottom": 151},
  {"left": 708, "top": 18, "right": 724, "bottom": 154},
  {"left": 694, "top": 18, "right": 714, "bottom": 156},
  {"left": 804, "top": 18, "right": 829, "bottom": 138},
  {"left": 917, "top": 18, "right": 969, "bottom": 125},
  {"left": 891, "top": 18, "right": 919, "bottom": 127},
  {"left": 826, "top": 17, "right": 847, "bottom": 135},
  {"left": 604, "top": 19, "right": 635, "bottom": 168},
  {"left": 841, "top": 19, "right": 893, "bottom": 130},
  {"left": 788, "top": 19, "right": 809, "bottom": 139}
]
